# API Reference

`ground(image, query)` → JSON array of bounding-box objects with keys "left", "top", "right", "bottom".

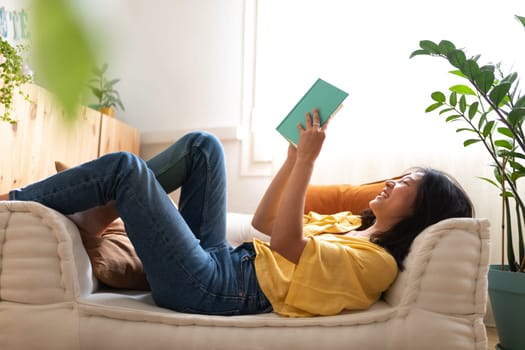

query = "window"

[{"left": 241, "top": 0, "right": 525, "bottom": 182}]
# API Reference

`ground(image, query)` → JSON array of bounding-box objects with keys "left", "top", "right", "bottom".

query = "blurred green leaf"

[
  {"left": 456, "top": 127, "right": 476, "bottom": 133},
  {"left": 447, "top": 49, "right": 466, "bottom": 69},
  {"left": 474, "top": 70, "right": 495, "bottom": 94},
  {"left": 450, "top": 84, "right": 476, "bottom": 95},
  {"left": 509, "top": 160, "right": 525, "bottom": 174},
  {"left": 508, "top": 107, "right": 525, "bottom": 125},
  {"left": 107, "top": 78, "right": 121, "bottom": 87},
  {"left": 30, "top": 0, "right": 97, "bottom": 120},
  {"left": 480, "top": 64, "right": 495, "bottom": 73},
  {"left": 459, "top": 95, "right": 467, "bottom": 113},
  {"left": 425, "top": 102, "right": 442, "bottom": 112},
  {"left": 431, "top": 91, "right": 446, "bottom": 102},
  {"left": 464, "top": 139, "right": 481, "bottom": 146},
  {"left": 489, "top": 83, "right": 511, "bottom": 106},
  {"left": 449, "top": 91, "right": 458, "bottom": 106},
  {"left": 483, "top": 120, "right": 495, "bottom": 137},
  {"left": 495, "top": 140, "right": 514, "bottom": 149},
  {"left": 420, "top": 40, "right": 439, "bottom": 53},
  {"left": 468, "top": 102, "right": 479, "bottom": 119},
  {"left": 497, "top": 127, "right": 514, "bottom": 138},
  {"left": 89, "top": 87, "right": 102, "bottom": 99},
  {"left": 502, "top": 72, "right": 518, "bottom": 85},
  {"left": 446, "top": 114, "right": 462, "bottom": 122},
  {"left": 478, "top": 176, "right": 501, "bottom": 189},
  {"left": 438, "top": 40, "right": 456, "bottom": 55},
  {"left": 450, "top": 69, "right": 467, "bottom": 79},
  {"left": 502, "top": 151, "right": 525, "bottom": 160},
  {"left": 409, "top": 49, "right": 429, "bottom": 58},
  {"left": 439, "top": 107, "right": 454, "bottom": 115},
  {"left": 462, "top": 60, "right": 480, "bottom": 79},
  {"left": 516, "top": 95, "right": 525, "bottom": 108},
  {"left": 516, "top": 15, "right": 525, "bottom": 28}
]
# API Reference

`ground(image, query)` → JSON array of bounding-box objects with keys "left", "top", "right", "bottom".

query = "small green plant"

[
  {"left": 88, "top": 63, "right": 125, "bottom": 113},
  {"left": 410, "top": 15, "right": 525, "bottom": 272},
  {"left": 0, "top": 37, "right": 33, "bottom": 124}
]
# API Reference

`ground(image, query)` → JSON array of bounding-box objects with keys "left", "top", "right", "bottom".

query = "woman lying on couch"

[{"left": 0, "top": 109, "right": 473, "bottom": 317}]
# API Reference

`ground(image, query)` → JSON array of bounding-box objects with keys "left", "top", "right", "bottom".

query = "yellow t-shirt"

[{"left": 253, "top": 211, "right": 398, "bottom": 317}]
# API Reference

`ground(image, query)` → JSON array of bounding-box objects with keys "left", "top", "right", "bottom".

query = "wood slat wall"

[
  {"left": 0, "top": 84, "right": 140, "bottom": 193},
  {"left": 99, "top": 113, "right": 141, "bottom": 156}
]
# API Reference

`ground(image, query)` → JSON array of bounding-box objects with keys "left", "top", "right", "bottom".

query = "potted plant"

[
  {"left": 410, "top": 15, "right": 525, "bottom": 350},
  {"left": 0, "top": 37, "right": 32, "bottom": 124},
  {"left": 88, "top": 63, "right": 125, "bottom": 117}
]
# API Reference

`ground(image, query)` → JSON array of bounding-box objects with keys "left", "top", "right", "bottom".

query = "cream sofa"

[{"left": 0, "top": 200, "right": 490, "bottom": 350}]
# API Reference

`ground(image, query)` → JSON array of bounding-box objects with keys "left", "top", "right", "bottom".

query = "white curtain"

[{"left": 249, "top": 0, "right": 525, "bottom": 262}]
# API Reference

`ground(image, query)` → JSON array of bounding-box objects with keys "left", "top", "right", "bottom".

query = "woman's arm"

[
  {"left": 251, "top": 144, "right": 297, "bottom": 235},
  {"left": 253, "top": 109, "right": 328, "bottom": 264}
]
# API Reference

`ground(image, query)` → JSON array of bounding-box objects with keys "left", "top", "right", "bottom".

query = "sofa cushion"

[{"left": 0, "top": 201, "right": 96, "bottom": 303}]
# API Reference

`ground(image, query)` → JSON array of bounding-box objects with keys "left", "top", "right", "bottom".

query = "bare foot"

[
  {"left": 67, "top": 200, "right": 120, "bottom": 237},
  {"left": 0, "top": 193, "right": 9, "bottom": 201}
]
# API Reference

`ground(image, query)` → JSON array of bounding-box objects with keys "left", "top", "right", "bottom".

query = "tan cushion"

[
  {"left": 81, "top": 219, "right": 150, "bottom": 290},
  {"left": 54, "top": 160, "right": 69, "bottom": 173}
]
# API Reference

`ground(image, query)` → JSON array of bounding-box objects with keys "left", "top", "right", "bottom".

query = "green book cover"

[{"left": 276, "top": 78, "right": 348, "bottom": 146}]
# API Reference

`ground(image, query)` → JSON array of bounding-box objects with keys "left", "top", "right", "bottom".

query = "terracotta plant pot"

[{"left": 99, "top": 107, "right": 115, "bottom": 117}]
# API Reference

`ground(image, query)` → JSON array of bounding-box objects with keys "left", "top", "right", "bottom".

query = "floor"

[{"left": 487, "top": 326, "right": 499, "bottom": 349}]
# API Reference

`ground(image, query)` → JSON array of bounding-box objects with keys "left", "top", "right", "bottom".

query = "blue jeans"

[{"left": 10, "top": 131, "right": 272, "bottom": 315}]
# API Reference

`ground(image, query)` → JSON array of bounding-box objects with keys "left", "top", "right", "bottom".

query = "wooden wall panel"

[
  {"left": 99, "top": 114, "right": 141, "bottom": 155},
  {"left": 0, "top": 84, "right": 140, "bottom": 193},
  {"left": 0, "top": 85, "right": 101, "bottom": 192}
]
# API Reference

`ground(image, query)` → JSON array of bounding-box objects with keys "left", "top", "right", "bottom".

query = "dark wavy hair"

[{"left": 358, "top": 167, "right": 474, "bottom": 270}]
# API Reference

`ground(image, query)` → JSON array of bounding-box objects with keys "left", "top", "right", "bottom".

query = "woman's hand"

[{"left": 295, "top": 109, "right": 328, "bottom": 164}]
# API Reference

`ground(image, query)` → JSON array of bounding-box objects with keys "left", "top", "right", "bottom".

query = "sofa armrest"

[
  {"left": 0, "top": 201, "right": 97, "bottom": 304},
  {"left": 226, "top": 212, "right": 269, "bottom": 247},
  {"left": 384, "top": 217, "right": 490, "bottom": 316}
]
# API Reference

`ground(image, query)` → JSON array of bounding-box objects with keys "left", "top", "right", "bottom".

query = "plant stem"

[{"left": 501, "top": 158, "right": 507, "bottom": 270}]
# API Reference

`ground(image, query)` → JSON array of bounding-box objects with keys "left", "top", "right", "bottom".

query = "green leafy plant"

[
  {"left": 410, "top": 15, "right": 525, "bottom": 272},
  {"left": 0, "top": 38, "right": 33, "bottom": 124},
  {"left": 88, "top": 63, "right": 125, "bottom": 113}
]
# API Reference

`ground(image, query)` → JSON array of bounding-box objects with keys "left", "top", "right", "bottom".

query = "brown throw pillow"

[
  {"left": 81, "top": 219, "right": 150, "bottom": 290},
  {"left": 55, "top": 161, "right": 150, "bottom": 290}
]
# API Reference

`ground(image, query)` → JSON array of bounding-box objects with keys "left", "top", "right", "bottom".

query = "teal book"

[{"left": 276, "top": 78, "right": 348, "bottom": 146}]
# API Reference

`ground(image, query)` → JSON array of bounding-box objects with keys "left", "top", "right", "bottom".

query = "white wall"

[{"left": 92, "top": 0, "right": 245, "bottom": 134}]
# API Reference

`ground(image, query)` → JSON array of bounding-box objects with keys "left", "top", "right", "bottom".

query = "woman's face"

[{"left": 369, "top": 172, "right": 424, "bottom": 227}]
